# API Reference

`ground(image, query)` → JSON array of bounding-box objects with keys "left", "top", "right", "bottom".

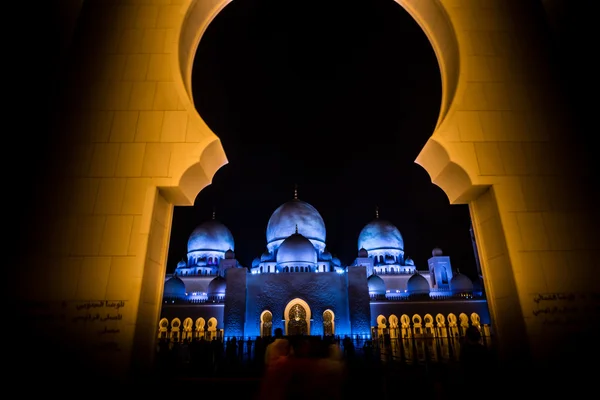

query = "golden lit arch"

[
  {"left": 195, "top": 317, "right": 206, "bottom": 340},
  {"left": 172, "top": 0, "right": 484, "bottom": 204},
  {"left": 260, "top": 310, "right": 273, "bottom": 337},
  {"left": 207, "top": 317, "right": 218, "bottom": 340},
  {"left": 284, "top": 298, "right": 311, "bottom": 336},
  {"left": 160, "top": 0, "right": 530, "bottom": 365},
  {"left": 388, "top": 314, "right": 399, "bottom": 339},
  {"left": 323, "top": 309, "right": 335, "bottom": 336},
  {"left": 158, "top": 318, "right": 169, "bottom": 339},
  {"left": 176, "top": 0, "right": 460, "bottom": 131},
  {"left": 171, "top": 318, "right": 181, "bottom": 330},
  {"left": 470, "top": 312, "right": 481, "bottom": 327}
]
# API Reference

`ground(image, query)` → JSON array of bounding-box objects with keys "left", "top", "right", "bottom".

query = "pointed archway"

[{"left": 284, "top": 298, "right": 312, "bottom": 336}]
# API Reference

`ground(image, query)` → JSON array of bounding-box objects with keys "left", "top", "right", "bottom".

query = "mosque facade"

[{"left": 159, "top": 193, "right": 491, "bottom": 342}]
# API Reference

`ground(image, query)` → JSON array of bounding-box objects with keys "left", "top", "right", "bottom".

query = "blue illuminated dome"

[
  {"left": 450, "top": 274, "right": 473, "bottom": 293},
  {"left": 276, "top": 233, "right": 317, "bottom": 264},
  {"left": 358, "top": 247, "right": 368, "bottom": 258},
  {"left": 187, "top": 219, "right": 235, "bottom": 253},
  {"left": 164, "top": 275, "right": 186, "bottom": 298},
  {"left": 358, "top": 219, "right": 404, "bottom": 251},
  {"left": 367, "top": 274, "right": 386, "bottom": 296},
  {"left": 267, "top": 199, "right": 326, "bottom": 245},
  {"left": 208, "top": 276, "right": 227, "bottom": 297},
  {"left": 176, "top": 258, "right": 186, "bottom": 269},
  {"left": 405, "top": 257, "right": 415, "bottom": 266},
  {"left": 406, "top": 274, "right": 430, "bottom": 294}
]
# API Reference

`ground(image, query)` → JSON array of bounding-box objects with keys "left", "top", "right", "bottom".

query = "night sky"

[{"left": 166, "top": 0, "right": 478, "bottom": 278}]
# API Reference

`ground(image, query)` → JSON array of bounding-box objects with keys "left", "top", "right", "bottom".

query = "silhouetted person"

[
  {"left": 342, "top": 335, "right": 355, "bottom": 361},
  {"left": 264, "top": 328, "right": 291, "bottom": 369},
  {"left": 459, "top": 326, "right": 492, "bottom": 391},
  {"left": 259, "top": 334, "right": 345, "bottom": 400},
  {"left": 226, "top": 337, "right": 238, "bottom": 366}
]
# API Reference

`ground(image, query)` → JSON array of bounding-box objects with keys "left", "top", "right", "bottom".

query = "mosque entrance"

[
  {"left": 284, "top": 298, "right": 312, "bottom": 336},
  {"left": 288, "top": 304, "right": 308, "bottom": 335}
]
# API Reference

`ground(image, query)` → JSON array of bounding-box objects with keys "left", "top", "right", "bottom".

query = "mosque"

[{"left": 159, "top": 191, "right": 491, "bottom": 342}]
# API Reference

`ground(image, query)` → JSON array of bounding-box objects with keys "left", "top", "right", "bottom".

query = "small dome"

[
  {"left": 321, "top": 249, "right": 333, "bottom": 261},
  {"left": 207, "top": 276, "right": 226, "bottom": 297},
  {"left": 407, "top": 274, "right": 430, "bottom": 294},
  {"left": 432, "top": 247, "right": 443, "bottom": 257},
  {"left": 276, "top": 233, "right": 317, "bottom": 265},
  {"left": 332, "top": 256, "right": 342, "bottom": 267},
  {"left": 367, "top": 274, "right": 386, "bottom": 295},
  {"left": 450, "top": 274, "right": 473, "bottom": 293},
  {"left": 405, "top": 257, "right": 415, "bottom": 266},
  {"left": 358, "top": 248, "right": 368, "bottom": 258},
  {"left": 176, "top": 259, "right": 186, "bottom": 269},
  {"left": 261, "top": 249, "right": 273, "bottom": 262},
  {"left": 164, "top": 275, "right": 186, "bottom": 298},
  {"left": 252, "top": 257, "right": 260, "bottom": 268},
  {"left": 358, "top": 219, "right": 404, "bottom": 251},
  {"left": 225, "top": 249, "right": 235, "bottom": 259}
]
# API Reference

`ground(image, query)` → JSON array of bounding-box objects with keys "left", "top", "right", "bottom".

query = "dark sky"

[{"left": 166, "top": 0, "right": 478, "bottom": 278}]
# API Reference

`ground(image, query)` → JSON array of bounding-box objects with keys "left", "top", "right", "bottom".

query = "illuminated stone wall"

[
  {"left": 245, "top": 272, "right": 352, "bottom": 338},
  {"left": 347, "top": 266, "right": 372, "bottom": 336},
  {"left": 222, "top": 267, "right": 247, "bottom": 337},
  {"left": 14, "top": 0, "right": 597, "bottom": 386}
]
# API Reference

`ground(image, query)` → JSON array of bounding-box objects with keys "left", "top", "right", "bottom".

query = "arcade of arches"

[
  {"left": 15, "top": 0, "right": 598, "bottom": 385},
  {"left": 157, "top": 310, "right": 488, "bottom": 342}
]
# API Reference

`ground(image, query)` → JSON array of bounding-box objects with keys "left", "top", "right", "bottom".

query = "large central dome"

[
  {"left": 358, "top": 218, "right": 404, "bottom": 251},
  {"left": 187, "top": 219, "right": 234, "bottom": 253},
  {"left": 266, "top": 199, "right": 326, "bottom": 244}
]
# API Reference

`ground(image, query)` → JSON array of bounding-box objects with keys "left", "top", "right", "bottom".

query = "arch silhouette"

[
  {"left": 30, "top": 0, "right": 592, "bottom": 381},
  {"left": 173, "top": 0, "right": 476, "bottom": 205},
  {"left": 152, "top": 0, "right": 526, "bottom": 369}
]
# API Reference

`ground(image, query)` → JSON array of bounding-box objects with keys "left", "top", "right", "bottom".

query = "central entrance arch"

[{"left": 284, "top": 298, "right": 312, "bottom": 336}]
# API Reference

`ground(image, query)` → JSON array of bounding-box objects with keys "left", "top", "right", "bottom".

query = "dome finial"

[
  {"left": 295, "top": 224, "right": 299, "bottom": 234},
  {"left": 294, "top": 183, "right": 298, "bottom": 200},
  {"left": 212, "top": 206, "right": 216, "bottom": 220},
  {"left": 375, "top": 205, "right": 379, "bottom": 219}
]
